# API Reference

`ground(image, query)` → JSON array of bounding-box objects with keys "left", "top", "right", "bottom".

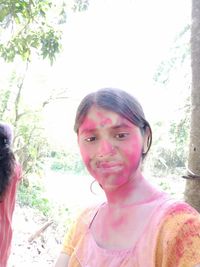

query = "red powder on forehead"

[
  {"left": 79, "top": 109, "right": 114, "bottom": 132},
  {"left": 100, "top": 118, "right": 113, "bottom": 127},
  {"left": 79, "top": 117, "right": 97, "bottom": 134},
  {"left": 95, "top": 111, "right": 113, "bottom": 126}
]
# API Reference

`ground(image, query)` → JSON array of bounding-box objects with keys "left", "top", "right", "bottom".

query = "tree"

[
  {"left": 184, "top": 0, "right": 200, "bottom": 212},
  {"left": 0, "top": 0, "right": 61, "bottom": 64},
  {"left": 0, "top": 0, "right": 89, "bottom": 63},
  {"left": 0, "top": 0, "right": 89, "bottom": 178},
  {"left": 0, "top": 68, "right": 69, "bottom": 179}
]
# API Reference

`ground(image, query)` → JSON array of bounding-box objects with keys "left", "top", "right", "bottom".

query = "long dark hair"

[
  {"left": 0, "top": 123, "right": 15, "bottom": 200},
  {"left": 74, "top": 88, "right": 152, "bottom": 157}
]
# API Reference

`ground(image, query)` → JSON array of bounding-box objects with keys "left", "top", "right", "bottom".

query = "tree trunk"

[{"left": 184, "top": 0, "right": 200, "bottom": 212}]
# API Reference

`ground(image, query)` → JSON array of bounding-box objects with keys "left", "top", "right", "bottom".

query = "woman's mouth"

[{"left": 96, "top": 161, "right": 123, "bottom": 173}]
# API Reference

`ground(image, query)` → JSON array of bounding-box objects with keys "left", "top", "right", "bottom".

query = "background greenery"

[{"left": 0, "top": 0, "right": 191, "bottom": 218}]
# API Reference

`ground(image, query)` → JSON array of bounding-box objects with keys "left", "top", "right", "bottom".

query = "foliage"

[
  {"left": 17, "top": 177, "right": 73, "bottom": 223},
  {"left": 72, "top": 0, "right": 89, "bottom": 12},
  {"left": 169, "top": 113, "right": 190, "bottom": 165},
  {"left": 0, "top": 0, "right": 60, "bottom": 64},
  {"left": 0, "top": 89, "right": 11, "bottom": 118},
  {"left": 0, "top": 0, "right": 89, "bottom": 64},
  {"left": 50, "top": 149, "right": 86, "bottom": 174},
  {"left": 154, "top": 24, "right": 190, "bottom": 85},
  {"left": 17, "top": 180, "right": 52, "bottom": 216},
  {"left": 0, "top": 70, "right": 52, "bottom": 178},
  {"left": 147, "top": 99, "right": 190, "bottom": 177},
  {"left": 15, "top": 116, "right": 51, "bottom": 177},
  {"left": 0, "top": 0, "right": 90, "bottom": 178},
  {"left": 149, "top": 24, "right": 191, "bottom": 177}
]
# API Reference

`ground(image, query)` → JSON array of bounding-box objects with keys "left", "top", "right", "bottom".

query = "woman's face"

[{"left": 78, "top": 106, "right": 146, "bottom": 192}]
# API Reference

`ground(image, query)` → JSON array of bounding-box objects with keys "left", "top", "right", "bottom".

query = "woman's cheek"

[
  {"left": 79, "top": 146, "right": 99, "bottom": 178},
  {"left": 125, "top": 141, "right": 143, "bottom": 164},
  {"left": 79, "top": 146, "right": 90, "bottom": 165},
  {"left": 79, "top": 145, "right": 96, "bottom": 174}
]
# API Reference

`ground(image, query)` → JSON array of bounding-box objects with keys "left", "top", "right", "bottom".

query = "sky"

[
  {"left": 1, "top": 0, "right": 191, "bottom": 149},
  {"left": 58, "top": 0, "right": 190, "bottom": 94},
  {"left": 44, "top": 0, "right": 190, "bottom": 148}
]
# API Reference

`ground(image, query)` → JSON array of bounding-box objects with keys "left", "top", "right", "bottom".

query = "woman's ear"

[{"left": 142, "top": 127, "right": 151, "bottom": 156}]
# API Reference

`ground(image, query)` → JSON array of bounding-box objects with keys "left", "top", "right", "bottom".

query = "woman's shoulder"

[
  {"left": 152, "top": 192, "right": 199, "bottom": 221},
  {"left": 162, "top": 199, "right": 200, "bottom": 220},
  {"left": 156, "top": 197, "right": 200, "bottom": 232},
  {"left": 156, "top": 201, "right": 200, "bottom": 266}
]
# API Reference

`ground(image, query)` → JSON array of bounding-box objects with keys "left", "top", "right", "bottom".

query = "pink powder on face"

[
  {"left": 78, "top": 106, "right": 144, "bottom": 191},
  {"left": 78, "top": 117, "right": 96, "bottom": 166},
  {"left": 78, "top": 107, "right": 117, "bottom": 167},
  {"left": 95, "top": 109, "right": 113, "bottom": 127},
  {"left": 93, "top": 131, "right": 142, "bottom": 184},
  {"left": 78, "top": 117, "right": 97, "bottom": 135}
]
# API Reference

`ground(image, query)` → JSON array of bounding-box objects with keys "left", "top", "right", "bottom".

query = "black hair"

[
  {"left": 0, "top": 123, "right": 15, "bottom": 200},
  {"left": 74, "top": 88, "right": 152, "bottom": 157}
]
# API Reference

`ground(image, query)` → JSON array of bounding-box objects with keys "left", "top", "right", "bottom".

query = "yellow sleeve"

[
  {"left": 156, "top": 207, "right": 200, "bottom": 267},
  {"left": 62, "top": 206, "right": 97, "bottom": 256}
]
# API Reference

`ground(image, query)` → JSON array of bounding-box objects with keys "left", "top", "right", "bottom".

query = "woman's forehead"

[
  {"left": 86, "top": 106, "right": 122, "bottom": 123},
  {"left": 79, "top": 106, "right": 134, "bottom": 133}
]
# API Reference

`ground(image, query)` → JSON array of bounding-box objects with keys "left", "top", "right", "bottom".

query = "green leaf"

[{"left": 0, "top": 7, "right": 9, "bottom": 22}]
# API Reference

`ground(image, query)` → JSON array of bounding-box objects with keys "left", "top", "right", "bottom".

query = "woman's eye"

[
  {"left": 85, "top": 136, "right": 96, "bottom": 142},
  {"left": 115, "top": 133, "right": 129, "bottom": 139}
]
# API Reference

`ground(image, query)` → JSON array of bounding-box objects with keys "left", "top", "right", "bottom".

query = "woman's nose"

[{"left": 97, "top": 139, "right": 115, "bottom": 157}]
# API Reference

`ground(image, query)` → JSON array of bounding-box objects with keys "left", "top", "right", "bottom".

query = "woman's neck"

[{"left": 104, "top": 173, "right": 161, "bottom": 209}]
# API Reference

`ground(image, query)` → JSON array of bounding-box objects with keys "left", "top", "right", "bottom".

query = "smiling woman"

[{"left": 54, "top": 88, "right": 200, "bottom": 267}]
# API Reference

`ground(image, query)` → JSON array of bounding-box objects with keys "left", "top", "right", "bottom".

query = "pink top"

[
  {"left": 0, "top": 164, "right": 21, "bottom": 267},
  {"left": 63, "top": 194, "right": 200, "bottom": 267}
]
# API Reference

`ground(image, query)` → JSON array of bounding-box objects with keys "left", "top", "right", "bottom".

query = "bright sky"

[
  {"left": 1, "top": 0, "right": 191, "bottom": 149},
  {"left": 44, "top": 0, "right": 190, "bottom": 148},
  {"left": 58, "top": 0, "right": 190, "bottom": 92}
]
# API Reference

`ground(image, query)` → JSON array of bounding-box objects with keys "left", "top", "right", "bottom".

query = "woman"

[
  {"left": 0, "top": 122, "right": 21, "bottom": 267},
  {"left": 55, "top": 88, "right": 200, "bottom": 267}
]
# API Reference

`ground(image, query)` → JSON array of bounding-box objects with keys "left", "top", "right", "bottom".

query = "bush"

[
  {"left": 17, "top": 181, "right": 52, "bottom": 216},
  {"left": 50, "top": 150, "right": 87, "bottom": 174}
]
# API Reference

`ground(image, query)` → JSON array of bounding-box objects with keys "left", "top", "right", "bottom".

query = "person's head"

[
  {"left": 74, "top": 88, "right": 152, "bottom": 191},
  {"left": 0, "top": 122, "right": 15, "bottom": 200},
  {"left": 74, "top": 88, "right": 152, "bottom": 156}
]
